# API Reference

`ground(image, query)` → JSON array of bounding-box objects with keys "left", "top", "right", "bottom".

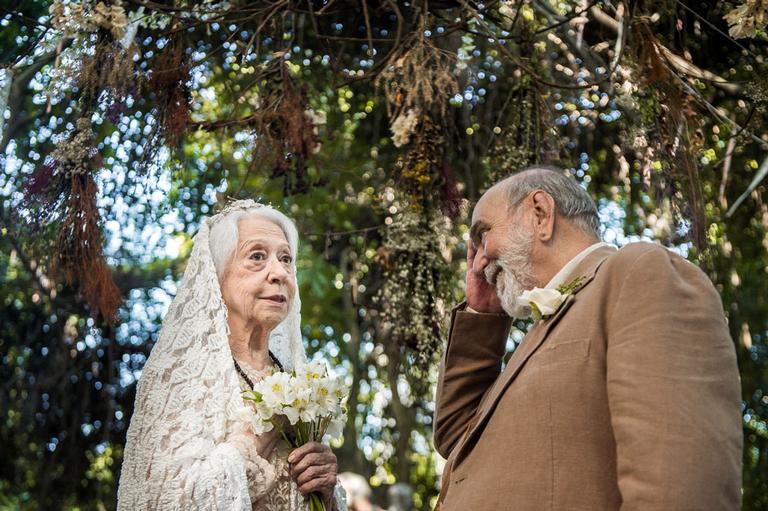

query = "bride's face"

[{"left": 220, "top": 217, "right": 296, "bottom": 332}]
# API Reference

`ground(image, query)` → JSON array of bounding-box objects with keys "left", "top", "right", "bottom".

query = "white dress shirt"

[{"left": 545, "top": 242, "right": 616, "bottom": 290}]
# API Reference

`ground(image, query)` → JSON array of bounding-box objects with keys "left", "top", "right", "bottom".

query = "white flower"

[
  {"left": 239, "top": 397, "right": 276, "bottom": 434},
  {"left": 253, "top": 371, "right": 296, "bottom": 410},
  {"left": 251, "top": 416, "right": 274, "bottom": 435},
  {"left": 311, "top": 379, "right": 341, "bottom": 416},
  {"left": 295, "top": 360, "right": 328, "bottom": 381},
  {"left": 516, "top": 287, "right": 567, "bottom": 317},
  {"left": 390, "top": 108, "right": 420, "bottom": 147},
  {"left": 282, "top": 405, "right": 300, "bottom": 425},
  {"left": 289, "top": 382, "right": 318, "bottom": 423}
]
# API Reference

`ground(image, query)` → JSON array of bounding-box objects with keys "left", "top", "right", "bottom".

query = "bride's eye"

[
  {"left": 280, "top": 254, "right": 293, "bottom": 264},
  {"left": 250, "top": 252, "right": 266, "bottom": 261}
]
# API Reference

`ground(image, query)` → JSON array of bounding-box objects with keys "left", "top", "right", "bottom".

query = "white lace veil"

[{"left": 118, "top": 200, "right": 306, "bottom": 509}]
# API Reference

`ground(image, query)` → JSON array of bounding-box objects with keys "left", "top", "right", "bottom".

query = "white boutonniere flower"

[{"left": 517, "top": 276, "right": 586, "bottom": 322}]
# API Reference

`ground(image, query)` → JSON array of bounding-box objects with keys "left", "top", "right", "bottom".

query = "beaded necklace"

[{"left": 232, "top": 351, "right": 284, "bottom": 389}]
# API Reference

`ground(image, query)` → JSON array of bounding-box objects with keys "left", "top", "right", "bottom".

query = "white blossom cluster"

[
  {"left": 49, "top": 0, "right": 129, "bottom": 40},
  {"left": 390, "top": 108, "right": 421, "bottom": 147},
  {"left": 240, "top": 360, "right": 348, "bottom": 443}
]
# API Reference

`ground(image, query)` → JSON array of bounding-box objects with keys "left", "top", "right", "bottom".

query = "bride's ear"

[{"left": 530, "top": 190, "right": 556, "bottom": 242}]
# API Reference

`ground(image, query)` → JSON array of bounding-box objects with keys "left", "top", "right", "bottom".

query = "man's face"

[{"left": 470, "top": 186, "right": 538, "bottom": 317}]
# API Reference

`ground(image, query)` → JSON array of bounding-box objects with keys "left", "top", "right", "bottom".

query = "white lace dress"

[{"left": 117, "top": 200, "right": 346, "bottom": 511}]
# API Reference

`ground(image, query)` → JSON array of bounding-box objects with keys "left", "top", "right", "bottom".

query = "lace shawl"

[{"left": 117, "top": 201, "right": 312, "bottom": 510}]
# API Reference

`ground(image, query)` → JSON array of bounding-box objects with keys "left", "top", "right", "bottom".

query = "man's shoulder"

[
  {"left": 603, "top": 241, "right": 685, "bottom": 269},
  {"left": 598, "top": 241, "right": 707, "bottom": 287}
]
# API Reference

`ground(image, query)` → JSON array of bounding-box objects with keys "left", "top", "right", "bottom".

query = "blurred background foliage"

[{"left": 1, "top": 0, "right": 767, "bottom": 509}]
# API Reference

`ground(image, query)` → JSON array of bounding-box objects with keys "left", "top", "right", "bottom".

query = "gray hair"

[
  {"left": 209, "top": 206, "right": 299, "bottom": 281},
  {"left": 505, "top": 165, "right": 600, "bottom": 239}
]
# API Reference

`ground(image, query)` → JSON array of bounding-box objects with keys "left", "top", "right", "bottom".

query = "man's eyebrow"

[{"left": 469, "top": 221, "right": 488, "bottom": 244}]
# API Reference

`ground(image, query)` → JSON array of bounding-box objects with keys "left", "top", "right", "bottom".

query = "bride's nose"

[{"left": 266, "top": 256, "right": 289, "bottom": 284}]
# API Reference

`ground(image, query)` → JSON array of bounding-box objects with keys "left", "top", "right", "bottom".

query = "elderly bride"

[{"left": 117, "top": 200, "right": 346, "bottom": 510}]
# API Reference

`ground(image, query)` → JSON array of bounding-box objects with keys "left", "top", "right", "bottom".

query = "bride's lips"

[{"left": 260, "top": 294, "right": 287, "bottom": 305}]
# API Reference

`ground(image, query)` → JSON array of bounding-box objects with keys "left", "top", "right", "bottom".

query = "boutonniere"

[{"left": 517, "top": 276, "right": 586, "bottom": 322}]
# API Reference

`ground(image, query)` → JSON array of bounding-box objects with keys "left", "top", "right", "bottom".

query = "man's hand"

[
  {"left": 466, "top": 241, "right": 504, "bottom": 314},
  {"left": 288, "top": 442, "right": 338, "bottom": 507}
]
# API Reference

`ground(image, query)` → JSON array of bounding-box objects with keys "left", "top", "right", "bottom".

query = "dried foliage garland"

[
  {"left": 625, "top": 24, "right": 709, "bottom": 249},
  {"left": 486, "top": 85, "right": 554, "bottom": 186},
  {"left": 251, "top": 56, "right": 324, "bottom": 195},
  {"left": 375, "top": 207, "right": 455, "bottom": 368},
  {"left": 150, "top": 31, "right": 191, "bottom": 149},
  {"left": 12, "top": 0, "right": 767, "bottom": 329},
  {"left": 372, "top": 15, "right": 464, "bottom": 363},
  {"left": 26, "top": 117, "right": 122, "bottom": 324},
  {"left": 376, "top": 27, "right": 460, "bottom": 122},
  {"left": 23, "top": 14, "right": 137, "bottom": 324}
]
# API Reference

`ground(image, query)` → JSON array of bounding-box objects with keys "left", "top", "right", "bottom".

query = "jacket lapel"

[{"left": 452, "top": 245, "right": 616, "bottom": 466}]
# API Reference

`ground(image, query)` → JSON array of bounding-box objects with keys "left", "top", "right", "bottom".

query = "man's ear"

[{"left": 530, "top": 190, "right": 556, "bottom": 242}]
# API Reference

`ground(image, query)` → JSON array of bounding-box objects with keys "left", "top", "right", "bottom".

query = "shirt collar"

[{"left": 545, "top": 242, "right": 616, "bottom": 290}]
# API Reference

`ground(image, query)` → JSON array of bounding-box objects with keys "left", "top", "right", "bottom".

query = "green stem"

[{"left": 309, "top": 492, "right": 325, "bottom": 511}]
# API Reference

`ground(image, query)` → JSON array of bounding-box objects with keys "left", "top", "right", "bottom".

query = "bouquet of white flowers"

[{"left": 241, "top": 360, "right": 348, "bottom": 511}]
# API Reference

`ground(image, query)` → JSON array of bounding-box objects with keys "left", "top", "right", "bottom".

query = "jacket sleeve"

[
  {"left": 433, "top": 303, "right": 512, "bottom": 458},
  {"left": 605, "top": 246, "right": 742, "bottom": 510}
]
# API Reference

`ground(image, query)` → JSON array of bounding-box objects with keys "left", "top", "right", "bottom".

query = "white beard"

[{"left": 484, "top": 228, "right": 537, "bottom": 318}]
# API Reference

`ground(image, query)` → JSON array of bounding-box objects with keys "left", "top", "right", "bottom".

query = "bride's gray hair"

[{"left": 209, "top": 206, "right": 299, "bottom": 281}]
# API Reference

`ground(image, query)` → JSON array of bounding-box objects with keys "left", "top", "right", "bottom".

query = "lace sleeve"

[{"left": 227, "top": 431, "right": 279, "bottom": 503}]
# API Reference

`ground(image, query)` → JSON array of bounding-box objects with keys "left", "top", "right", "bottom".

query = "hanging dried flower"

[
  {"left": 241, "top": 58, "right": 323, "bottom": 194},
  {"left": 392, "top": 115, "right": 461, "bottom": 218},
  {"left": 376, "top": 28, "right": 459, "bottom": 122},
  {"left": 724, "top": 0, "right": 768, "bottom": 39},
  {"left": 150, "top": 32, "right": 191, "bottom": 148},
  {"left": 48, "top": 0, "right": 129, "bottom": 40},
  {"left": 24, "top": 117, "right": 122, "bottom": 324}
]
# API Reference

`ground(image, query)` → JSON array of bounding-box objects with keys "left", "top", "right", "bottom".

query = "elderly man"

[{"left": 434, "top": 167, "right": 742, "bottom": 510}]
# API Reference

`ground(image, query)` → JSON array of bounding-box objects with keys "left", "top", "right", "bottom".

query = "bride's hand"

[{"left": 288, "top": 442, "right": 338, "bottom": 505}]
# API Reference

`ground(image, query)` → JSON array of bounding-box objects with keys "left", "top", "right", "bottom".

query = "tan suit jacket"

[{"left": 434, "top": 243, "right": 742, "bottom": 510}]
